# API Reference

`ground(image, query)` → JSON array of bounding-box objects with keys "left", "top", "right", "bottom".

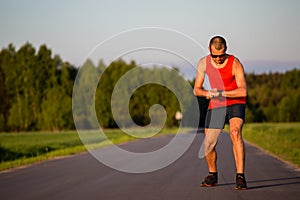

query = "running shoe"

[
  {"left": 235, "top": 174, "right": 247, "bottom": 190},
  {"left": 201, "top": 173, "right": 218, "bottom": 187}
]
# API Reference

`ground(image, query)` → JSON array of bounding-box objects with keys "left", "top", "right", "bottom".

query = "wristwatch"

[{"left": 217, "top": 90, "right": 223, "bottom": 97}]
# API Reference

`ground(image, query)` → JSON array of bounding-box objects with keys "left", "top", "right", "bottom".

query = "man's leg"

[
  {"left": 204, "top": 128, "right": 222, "bottom": 172},
  {"left": 229, "top": 117, "right": 245, "bottom": 173},
  {"left": 201, "top": 128, "right": 222, "bottom": 186},
  {"left": 229, "top": 117, "right": 248, "bottom": 190},
  {"left": 201, "top": 107, "right": 225, "bottom": 187}
]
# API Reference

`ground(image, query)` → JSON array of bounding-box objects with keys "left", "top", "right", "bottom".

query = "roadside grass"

[
  {"left": 241, "top": 123, "right": 300, "bottom": 168},
  {"left": 0, "top": 127, "right": 187, "bottom": 171},
  {"left": 2, "top": 123, "right": 298, "bottom": 171}
]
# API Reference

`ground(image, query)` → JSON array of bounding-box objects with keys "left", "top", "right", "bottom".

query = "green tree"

[
  {"left": 278, "top": 89, "right": 300, "bottom": 122},
  {"left": 0, "top": 43, "right": 77, "bottom": 131},
  {"left": 281, "top": 69, "right": 300, "bottom": 90},
  {"left": 40, "top": 60, "right": 76, "bottom": 130},
  {"left": 33, "top": 45, "right": 59, "bottom": 128},
  {"left": 40, "top": 87, "right": 71, "bottom": 130},
  {"left": 245, "top": 69, "right": 299, "bottom": 122},
  {"left": 0, "top": 44, "right": 16, "bottom": 131},
  {"left": 7, "top": 43, "right": 37, "bottom": 130},
  {"left": 95, "top": 59, "right": 135, "bottom": 128},
  {"left": 73, "top": 59, "right": 101, "bottom": 129}
]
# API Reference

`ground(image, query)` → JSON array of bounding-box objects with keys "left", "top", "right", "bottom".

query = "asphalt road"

[{"left": 1, "top": 131, "right": 300, "bottom": 200}]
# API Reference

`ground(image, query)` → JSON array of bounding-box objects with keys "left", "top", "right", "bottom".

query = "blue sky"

[{"left": 1, "top": 0, "right": 300, "bottom": 79}]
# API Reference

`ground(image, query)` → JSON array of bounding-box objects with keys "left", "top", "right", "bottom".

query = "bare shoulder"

[
  {"left": 232, "top": 56, "right": 247, "bottom": 89},
  {"left": 196, "top": 57, "right": 207, "bottom": 73},
  {"left": 233, "top": 56, "right": 245, "bottom": 74},
  {"left": 194, "top": 57, "right": 207, "bottom": 83},
  {"left": 233, "top": 56, "right": 243, "bottom": 66}
]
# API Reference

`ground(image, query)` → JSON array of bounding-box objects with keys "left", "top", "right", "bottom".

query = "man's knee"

[{"left": 230, "top": 128, "right": 242, "bottom": 142}]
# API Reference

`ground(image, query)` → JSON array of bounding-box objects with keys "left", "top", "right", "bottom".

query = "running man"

[{"left": 193, "top": 36, "right": 248, "bottom": 190}]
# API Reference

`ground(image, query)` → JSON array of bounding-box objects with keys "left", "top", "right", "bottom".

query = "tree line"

[
  {"left": 0, "top": 43, "right": 299, "bottom": 132},
  {"left": 0, "top": 43, "right": 76, "bottom": 131},
  {"left": 245, "top": 70, "right": 300, "bottom": 122},
  {"left": 73, "top": 58, "right": 199, "bottom": 130}
]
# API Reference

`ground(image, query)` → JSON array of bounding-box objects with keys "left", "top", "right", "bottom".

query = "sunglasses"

[{"left": 211, "top": 53, "right": 227, "bottom": 59}]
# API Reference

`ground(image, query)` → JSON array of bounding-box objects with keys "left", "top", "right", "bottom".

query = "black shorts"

[{"left": 205, "top": 104, "right": 246, "bottom": 129}]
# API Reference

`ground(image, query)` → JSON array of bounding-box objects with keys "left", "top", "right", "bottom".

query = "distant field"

[
  {"left": 242, "top": 123, "right": 300, "bottom": 168},
  {"left": 0, "top": 128, "right": 183, "bottom": 171}
]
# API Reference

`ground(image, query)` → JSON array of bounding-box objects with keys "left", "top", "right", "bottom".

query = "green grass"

[
  {"left": 242, "top": 123, "right": 300, "bottom": 168},
  {"left": 0, "top": 127, "right": 187, "bottom": 171},
  {"left": 2, "top": 124, "right": 298, "bottom": 171}
]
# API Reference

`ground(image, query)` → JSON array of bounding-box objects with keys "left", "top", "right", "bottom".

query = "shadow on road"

[{"left": 218, "top": 177, "right": 300, "bottom": 190}]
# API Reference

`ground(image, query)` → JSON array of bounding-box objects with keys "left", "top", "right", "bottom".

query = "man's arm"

[
  {"left": 222, "top": 58, "right": 247, "bottom": 98},
  {"left": 193, "top": 58, "right": 212, "bottom": 99}
]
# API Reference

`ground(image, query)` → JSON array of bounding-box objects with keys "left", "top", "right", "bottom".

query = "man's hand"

[{"left": 207, "top": 88, "right": 219, "bottom": 99}]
